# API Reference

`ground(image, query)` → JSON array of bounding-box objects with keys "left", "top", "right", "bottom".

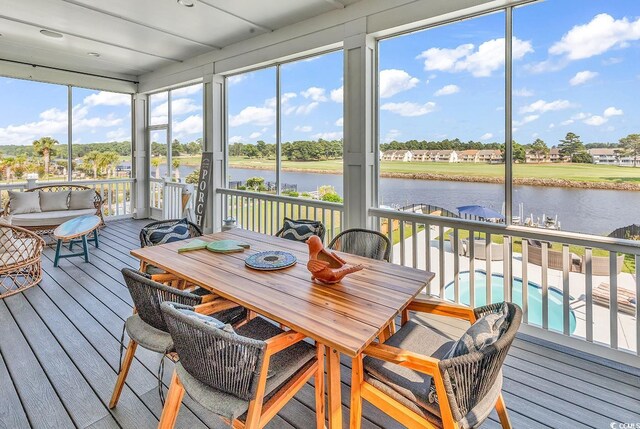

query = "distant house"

[
  {"left": 525, "top": 150, "right": 549, "bottom": 163},
  {"left": 435, "top": 150, "right": 458, "bottom": 163},
  {"left": 477, "top": 149, "right": 502, "bottom": 164},
  {"left": 549, "top": 148, "right": 570, "bottom": 162},
  {"left": 381, "top": 150, "right": 412, "bottom": 162},
  {"left": 410, "top": 150, "right": 430, "bottom": 162},
  {"left": 458, "top": 150, "right": 479, "bottom": 163},
  {"left": 588, "top": 148, "right": 618, "bottom": 165}
]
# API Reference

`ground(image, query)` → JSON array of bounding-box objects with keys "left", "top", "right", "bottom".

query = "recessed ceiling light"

[
  {"left": 40, "top": 29, "right": 63, "bottom": 39},
  {"left": 88, "top": 52, "right": 100, "bottom": 57},
  {"left": 177, "top": 0, "right": 195, "bottom": 7}
]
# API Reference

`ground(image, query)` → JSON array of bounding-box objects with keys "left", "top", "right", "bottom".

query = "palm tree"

[
  {"left": 1, "top": 157, "right": 16, "bottom": 181},
  {"left": 172, "top": 159, "right": 181, "bottom": 181},
  {"left": 83, "top": 151, "right": 101, "bottom": 178},
  {"left": 98, "top": 151, "right": 120, "bottom": 178},
  {"left": 32, "top": 137, "right": 59, "bottom": 177},
  {"left": 151, "top": 157, "right": 161, "bottom": 179}
]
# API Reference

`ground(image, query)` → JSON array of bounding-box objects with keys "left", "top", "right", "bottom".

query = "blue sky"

[{"left": 1, "top": 0, "right": 638, "bottom": 149}]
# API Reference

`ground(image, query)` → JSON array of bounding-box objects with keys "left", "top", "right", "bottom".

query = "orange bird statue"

[{"left": 306, "top": 235, "right": 364, "bottom": 284}]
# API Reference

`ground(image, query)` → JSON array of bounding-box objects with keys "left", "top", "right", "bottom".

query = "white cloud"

[
  {"left": 380, "top": 101, "right": 436, "bottom": 117},
  {"left": 383, "top": 129, "right": 401, "bottom": 143},
  {"left": 229, "top": 135, "right": 243, "bottom": 143},
  {"left": 150, "top": 98, "right": 200, "bottom": 118},
  {"left": 520, "top": 99, "right": 573, "bottom": 114},
  {"left": 173, "top": 115, "right": 202, "bottom": 136},
  {"left": 301, "top": 87, "right": 327, "bottom": 102},
  {"left": 295, "top": 102, "right": 319, "bottom": 115},
  {"left": 311, "top": 131, "right": 342, "bottom": 140},
  {"left": 106, "top": 128, "right": 129, "bottom": 140},
  {"left": 417, "top": 37, "right": 533, "bottom": 77},
  {"left": 379, "top": 69, "right": 420, "bottom": 98},
  {"left": 335, "top": 117, "right": 343, "bottom": 127},
  {"left": 584, "top": 115, "right": 607, "bottom": 126},
  {"left": 249, "top": 131, "right": 262, "bottom": 139},
  {"left": 330, "top": 86, "right": 343, "bottom": 103},
  {"left": 83, "top": 91, "right": 130, "bottom": 107},
  {"left": 480, "top": 133, "right": 494, "bottom": 140},
  {"left": 434, "top": 84, "right": 460, "bottom": 96},
  {"left": 569, "top": 70, "right": 598, "bottom": 86},
  {"left": 604, "top": 106, "right": 623, "bottom": 117},
  {"left": 228, "top": 97, "right": 276, "bottom": 127},
  {"left": 514, "top": 88, "right": 534, "bottom": 97},
  {"left": 549, "top": 13, "right": 640, "bottom": 60},
  {"left": 513, "top": 115, "right": 540, "bottom": 127},
  {"left": 171, "top": 85, "right": 202, "bottom": 97},
  {"left": 294, "top": 125, "right": 312, "bottom": 133},
  {"left": 281, "top": 92, "right": 297, "bottom": 104},
  {"left": 227, "top": 75, "right": 247, "bottom": 85}
]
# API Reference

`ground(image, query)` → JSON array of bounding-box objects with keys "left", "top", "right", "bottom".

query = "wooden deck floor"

[{"left": 0, "top": 218, "right": 639, "bottom": 429}]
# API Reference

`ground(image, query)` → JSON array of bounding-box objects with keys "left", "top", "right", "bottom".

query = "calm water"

[{"left": 163, "top": 165, "right": 639, "bottom": 236}]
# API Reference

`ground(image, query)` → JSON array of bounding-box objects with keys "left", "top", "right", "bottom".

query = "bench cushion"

[
  {"left": 12, "top": 208, "right": 97, "bottom": 227},
  {"left": 69, "top": 190, "right": 96, "bottom": 210}
]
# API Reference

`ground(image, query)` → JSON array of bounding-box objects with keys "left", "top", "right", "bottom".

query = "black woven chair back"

[
  {"left": 121, "top": 268, "right": 202, "bottom": 332},
  {"left": 161, "top": 302, "right": 267, "bottom": 401},
  {"left": 328, "top": 228, "right": 391, "bottom": 262},
  {"left": 139, "top": 218, "right": 202, "bottom": 248},
  {"left": 438, "top": 302, "right": 522, "bottom": 423}
]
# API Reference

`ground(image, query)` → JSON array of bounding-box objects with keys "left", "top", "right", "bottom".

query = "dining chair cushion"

[
  {"left": 69, "top": 189, "right": 97, "bottom": 210},
  {"left": 125, "top": 314, "right": 174, "bottom": 353},
  {"left": 176, "top": 317, "right": 316, "bottom": 419},
  {"left": 447, "top": 302, "right": 509, "bottom": 358},
  {"left": 143, "top": 218, "right": 191, "bottom": 246},
  {"left": 278, "top": 218, "right": 325, "bottom": 242},
  {"left": 144, "top": 264, "right": 166, "bottom": 275},
  {"left": 364, "top": 319, "right": 503, "bottom": 428},
  {"left": 176, "top": 307, "right": 236, "bottom": 334},
  {"left": 364, "top": 320, "right": 454, "bottom": 419},
  {"left": 39, "top": 190, "right": 70, "bottom": 212},
  {"left": 8, "top": 191, "right": 41, "bottom": 215}
]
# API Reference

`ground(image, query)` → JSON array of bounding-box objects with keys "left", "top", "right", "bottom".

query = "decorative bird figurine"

[{"left": 306, "top": 235, "right": 364, "bottom": 284}]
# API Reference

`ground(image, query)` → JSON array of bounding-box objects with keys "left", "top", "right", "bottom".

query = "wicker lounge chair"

[
  {"left": 525, "top": 240, "right": 582, "bottom": 272},
  {"left": 158, "top": 301, "right": 325, "bottom": 429},
  {"left": 585, "top": 254, "right": 625, "bottom": 276},
  {"left": 592, "top": 283, "right": 637, "bottom": 315},
  {"left": 109, "top": 268, "right": 246, "bottom": 409},
  {"left": 329, "top": 228, "right": 391, "bottom": 261},
  {"left": 0, "top": 224, "right": 45, "bottom": 298},
  {"left": 458, "top": 238, "right": 505, "bottom": 261},
  {"left": 351, "top": 300, "right": 522, "bottom": 429}
]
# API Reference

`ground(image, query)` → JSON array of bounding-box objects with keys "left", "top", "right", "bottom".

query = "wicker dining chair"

[
  {"left": 109, "top": 268, "right": 246, "bottom": 409},
  {"left": 138, "top": 218, "right": 203, "bottom": 286},
  {"left": 351, "top": 300, "right": 522, "bottom": 429},
  {"left": 328, "top": 228, "right": 391, "bottom": 262},
  {"left": 158, "top": 301, "right": 325, "bottom": 429}
]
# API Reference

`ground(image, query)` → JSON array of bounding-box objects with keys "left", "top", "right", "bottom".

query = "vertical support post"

[
  {"left": 504, "top": 7, "right": 513, "bottom": 224},
  {"left": 133, "top": 93, "right": 149, "bottom": 219},
  {"left": 67, "top": 85, "right": 73, "bottom": 182},
  {"left": 205, "top": 72, "right": 226, "bottom": 233},
  {"left": 343, "top": 23, "right": 375, "bottom": 230}
]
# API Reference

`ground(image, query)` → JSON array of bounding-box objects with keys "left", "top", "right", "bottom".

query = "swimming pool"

[{"left": 445, "top": 270, "right": 576, "bottom": 334}]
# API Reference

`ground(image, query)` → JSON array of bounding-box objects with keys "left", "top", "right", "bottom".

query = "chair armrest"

[
  {"left": 265, "top": 331, "right": 307, "bottom": 357},
  {"left": 194, "top": 298, "right": 242, "bottom": 316},
  {"left": 407, "top": 297, "right": 476, "bottom": 323},
  {"left": 362, "top": 342, "right": 439, "bottom": 376}
]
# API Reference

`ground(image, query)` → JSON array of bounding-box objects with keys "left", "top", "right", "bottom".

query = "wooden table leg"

[{"left": 326, "top": 347, "right": 342, "bottom": 429}]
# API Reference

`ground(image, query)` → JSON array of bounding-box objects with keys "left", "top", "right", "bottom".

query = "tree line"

[{"left": 229, "top": 139, "right": 343, "bottom": 161}]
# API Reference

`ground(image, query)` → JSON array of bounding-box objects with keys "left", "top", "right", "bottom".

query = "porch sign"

[{"left": 194, "top": 152, "right": 213, "bottom": 229}]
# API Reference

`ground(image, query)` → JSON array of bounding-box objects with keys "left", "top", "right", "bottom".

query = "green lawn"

[{"left": 222, "top": 157, "right": 640, "bottom": 185}]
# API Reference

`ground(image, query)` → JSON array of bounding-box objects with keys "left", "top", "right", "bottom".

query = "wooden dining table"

[{"left": 131, "top": 228, "right": 434, "bottom": 429}]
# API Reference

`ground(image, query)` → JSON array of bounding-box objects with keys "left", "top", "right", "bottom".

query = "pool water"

[{"left": 445, "top": 270, "right": 577, "bottom": 334}]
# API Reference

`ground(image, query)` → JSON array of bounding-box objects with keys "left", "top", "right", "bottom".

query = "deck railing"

[
  {"left": 1, "top": 179, "right": 134, "bottom": 219},
  {"left": 149, "top": 178, "right": 194, "bottom": 220},
  {"left": 217, "top": 188, "right": 343, "bottom": 243},
  {"left": 369, "top": 207, "right": 640, "bottom": 363}
]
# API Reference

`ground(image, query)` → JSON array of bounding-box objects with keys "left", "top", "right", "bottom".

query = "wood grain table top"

[{"left": 131, "top": 229, "right": 434, "bottom": 357}]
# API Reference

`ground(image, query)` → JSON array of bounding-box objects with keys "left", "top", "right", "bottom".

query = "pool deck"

[
  {"left": 0, "top": 218, "right": 639, "bottom": 429},
  {"left": 393, "top": 227, "right": 638, "bottom": 353}
]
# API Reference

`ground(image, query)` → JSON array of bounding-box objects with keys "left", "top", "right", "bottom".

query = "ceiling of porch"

[{"left": 0, "top": 0, "right": 359, "bottom": 79}]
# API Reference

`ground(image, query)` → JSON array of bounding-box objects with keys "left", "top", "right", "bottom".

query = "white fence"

[{"left": 149, "top": 178, "right": 194, "bottom": 220}]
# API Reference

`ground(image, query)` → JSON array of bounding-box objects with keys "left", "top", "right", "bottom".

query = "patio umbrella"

[{"left": 456, "top": 205, "right": 505, "bottom": 220}]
